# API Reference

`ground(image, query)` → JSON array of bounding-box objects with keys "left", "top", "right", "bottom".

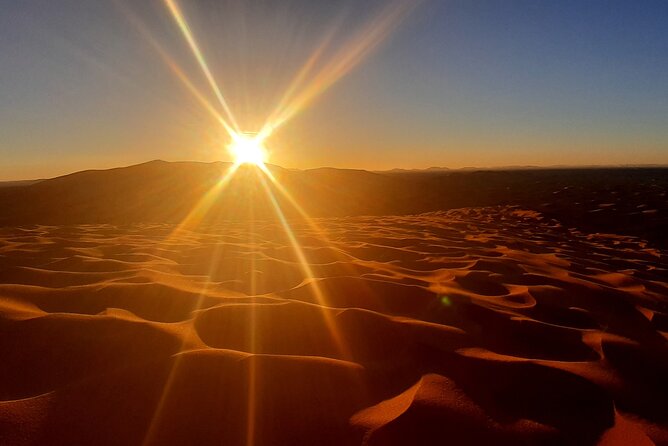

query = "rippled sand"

[{"left": 0, "top": 206, "right": 666, "bottom": 445}]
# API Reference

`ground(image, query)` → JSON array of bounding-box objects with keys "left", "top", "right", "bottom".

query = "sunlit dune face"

[{"left": 228, "top": 133, "right": 268, "bottom": 167}]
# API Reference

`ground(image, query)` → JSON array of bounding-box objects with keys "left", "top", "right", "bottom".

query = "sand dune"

[
  {"left": 1, "top": 162, "right": 666, "bottom": 248},
  {"left": 0, "top": 206, "right": 666, "bottom": 445}
]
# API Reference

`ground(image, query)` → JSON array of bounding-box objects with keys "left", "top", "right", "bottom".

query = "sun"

[{"left": 228, "top": 132, "right": 268, "bottom": 167}]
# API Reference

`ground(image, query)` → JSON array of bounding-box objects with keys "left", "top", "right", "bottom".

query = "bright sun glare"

[{"left": 228, "top": 133, "right": 268, "bottom": 167}]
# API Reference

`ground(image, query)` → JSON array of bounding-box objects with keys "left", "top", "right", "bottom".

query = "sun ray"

[
  {"left": 259, "top": 0, "right": 419, "bottom": 139},
  {"left": 256, "top": 170, "right": 353, "bottom": 361},
  {"left": 168, "top": 163, "right": 240, "bottom": 239},
  {"left": 120, "top": 0, "right": 420, "bottom": 162},
  {"left": 256, "top": 20, "right": 341, "bottom": 142},
  {"left": 141, "top": 226, "right": 234, "bottom": 446},
  {"left": 163, "top": 0, "right": 239, "bottom": 132},
  {"left": 114, "top": 0, "right": 236, "bottom": 137},
  {"left": 245, "top": 207, "right": 258, "bottom": 446},
  {"left": 260, "top": 168, "right": 389, "bottom": 312}
]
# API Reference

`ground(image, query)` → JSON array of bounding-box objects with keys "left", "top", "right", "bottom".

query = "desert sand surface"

[{"left": 1, "top": 205, "right": 667, "bottom": 445}]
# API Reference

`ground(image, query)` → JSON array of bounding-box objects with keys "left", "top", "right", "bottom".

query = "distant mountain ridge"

[
  {"left": 377, "top": 164, "right": 668, "bottom": 174},
  {"left": 0, "top": 160, "right": 420, "bottom": 225},
  {"left": 0, "top": 160, "right": 666, "bottom": 247}
]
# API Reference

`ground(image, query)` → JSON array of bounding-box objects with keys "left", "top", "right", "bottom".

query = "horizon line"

[{"left": 2, "top": 158, "right": 668, "bottom": 183}]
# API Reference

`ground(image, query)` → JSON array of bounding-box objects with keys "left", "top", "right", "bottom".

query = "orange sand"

[{"left": 0, "top": 206, "right": 666, "bottom": 445}]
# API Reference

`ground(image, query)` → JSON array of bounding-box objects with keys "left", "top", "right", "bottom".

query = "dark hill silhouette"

[
  {"left": 0, "top": 161, "right": 666, "bottom": 247},
  {"left": 0, "top": 161, "right": 420, "bottom": 225}
]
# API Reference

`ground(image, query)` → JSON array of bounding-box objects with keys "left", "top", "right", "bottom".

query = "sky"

[{"left": 1, "top": 0, "right": 667, "bottom": 180}]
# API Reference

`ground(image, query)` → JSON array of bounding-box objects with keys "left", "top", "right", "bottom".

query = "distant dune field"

[{"left": 0, "top": 206, "right": 666, "bottom": 445}]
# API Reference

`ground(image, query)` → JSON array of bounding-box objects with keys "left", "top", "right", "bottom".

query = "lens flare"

[{"left": 117, "top": 2, "right": 422, "bottom": 443}]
